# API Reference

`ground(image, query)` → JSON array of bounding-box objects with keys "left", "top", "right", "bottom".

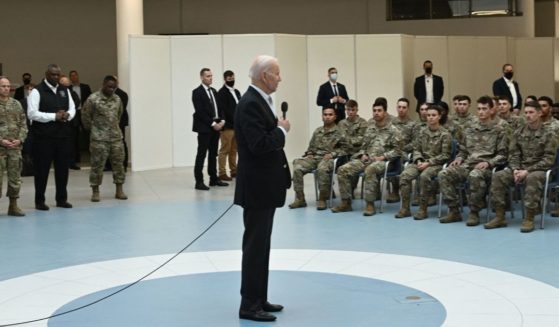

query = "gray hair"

[
  {"left": 0, "top": 76, "right": 9, "bottom": 82},
  {"left": 248, "top": 55, "right": 278, "bottom": 80}
]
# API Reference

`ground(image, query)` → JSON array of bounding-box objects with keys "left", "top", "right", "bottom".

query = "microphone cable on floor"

[{"left": 0, "top": 202, "right": 235, "bottom": 327}]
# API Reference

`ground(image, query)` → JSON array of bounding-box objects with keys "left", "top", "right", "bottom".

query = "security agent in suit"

[
  {"left": 235, "top": 55, "right": 291, "bottom": 322},
  {"left": 492, "top": 63, "right": 522, "bottom": 110},
  {"left": 216, "top": 70, "right": 241, "bottom": 181},
  {"left": 414, "top": 60, "right": 444, "bottom": 112},
  {"left": 316, "top": 67, "right": 349, "bottom": 123},
  {"left": 27, "top": 64, "right": 76, "bottom": 210},
  {"left": 192, "top": 68, "right": 228, "bottom": 190},
  {"left": 13, "top": 73, "right": 32, "bottom": 102},
  {"left": 68, "top": 70, "right": 92, "bottom": 170}
]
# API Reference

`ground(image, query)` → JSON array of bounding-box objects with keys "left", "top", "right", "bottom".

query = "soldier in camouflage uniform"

[
  {"left": 388, "top": 98, "right": 417, "bottom": 203},
  {"left": 453, "top": 95, "right": 475, "bottom": 141},
  {"left": 497, "top": 96, "right": 525, "bottom": 132},
  {"left": 82, "top": 76, "right": 127, "bottom": 202},
  {"left": 438, "top": 96, "right": 508, "bottom": 226},
  {"left": 332, "top": 99, "right": 402, "bottom": 216},
  {"left": 338, "top": 100, "right": 367, "bottom": 157},
  {"left": 0, "top": 77, "right": 27, "bottom": 216},
  {"left": 289, "top": 107, "right": 347, "bottom": 210},
  {"left": 485, "top": 101, "right": 557, "bottom": 232},
  {"left": 538, "top": 96, "right": 559, "bottom": 135},
  {"left": 396, "top": 105, "right": 451, "bottom": 220}
]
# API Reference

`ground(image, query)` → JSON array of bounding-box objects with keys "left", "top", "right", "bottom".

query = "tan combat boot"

[
  {"left": 289, "top": 191, "right": 307, "bottom": 209},
  {"left": 115, "top": 184, "right": 128, "bottom": 200},
  {"left": 91, "top": 186, "right": 100, "bottom": 202},
  {"left": 363, "top": 201, "right": 376, "bottom": 216},
  {"left": 395, "top": 192, "right": 411, "bottom": 218},
  {"left": 414, "top": 196, "right": 429, "bottom": 220},
  {"left": 427, "top": 194, "right": 437, "bottom": 206},
  {"left": 331, "top": 199, "right": 353, "bottom": 213},
  {"left": 316, "top": 191, "right": 329, "bottom": 211},
  {"left": 386, "top": 182, "right": 400, "bottom": 203},
  {"left": 466, "top": 208, "right": 480, "bottom": 226},
  {"left": 439, "top": 206, "right": 462, "bottom": 223},
  {"left": 520, "top": 208, "right": 536, "bottom": 233},
  {"left": 7, "top": 197, "right": 25, "bottom": 217},
  {"left": 484, "top": 207, "right": 507, "bottom": 229}
]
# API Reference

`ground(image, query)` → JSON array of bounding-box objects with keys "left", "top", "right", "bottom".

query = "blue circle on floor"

[{"left": 48, "top": 271, "right": 446, "bottom": 327}]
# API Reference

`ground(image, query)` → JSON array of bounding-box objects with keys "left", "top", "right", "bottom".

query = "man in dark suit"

[
  {"left": 68, "top": 70, "right": 92, "bottom": 170},
  {"left": 316, "top": 67, "right": 349, "bottom": 123},
  {"left": 192, "top": 68, "right": 228, "bottom": 190},
  {"left": 13, "top": 73, "right": 32, "bottom": 102},
  {"left": 216, "top": 70, "right": 241, "bottom": 181},
  {"left": 492, "top": 63, "right": 522, "bottom": 110},
  {"left": 414, "top": 60, "right": 444, "bottom": 112},
  {"left": 235, "top": 55, "right": 291, "bottom": 322}
]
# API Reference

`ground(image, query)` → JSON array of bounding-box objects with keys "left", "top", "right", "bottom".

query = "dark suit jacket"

[
  {"left": 234, "top": 86, "right": 291, "bottom": 209},
  {"left": 492, "top": 77, "right": 522, "bottom": 109},
  {"left": 73, "top": 83, "right": 92, "bottom": 107},
  {"left": 192, "top": 84, "right": 221, "bottom": 133},
  {"left": 115, "top": 88, "right": 129, "bottom": 129},
  {"left": 14, "top": 86, "right": 25, "bottom": 102},
  {"left": 316, "top": 81, "right": 349, "bottom": 112},
  {"left": 217, "top": 85, "right": 241, "bottom": 130},
  {"left": 414, "top": 74, "right": 444, "bottom": 110}
]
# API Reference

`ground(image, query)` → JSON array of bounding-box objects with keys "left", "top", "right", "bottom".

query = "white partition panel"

[
  {"left": 515, "top": 37, "right": 555, "bottom": 99},
  {"left": 170, "top": 35, "right": 223, "bottom": 167},
  {"left": 130, "top": 36, "right": 173, "bottom": 171},
  {"left": 474, "top": 37, "right": 508, "bottom": 97},
  {"left": 448, "top": 37, "right": 477, "bottom": 109},
  {"left": 275, "top": 34, "right": 309, "bottom": 161},
  {"left": 401, "top": 35, "right": 416, "bottom": 119},
  {"left": 307, "top": 35, "right": 356, "bottom": 134},
  {"left": 356, "top": 34, "right": 406, "bottom": 117}
]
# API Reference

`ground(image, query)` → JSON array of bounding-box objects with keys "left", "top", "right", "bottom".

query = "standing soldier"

[
  {"left": 438, "top": 96, "right": 508, "bottom": 226},
  {"left": 0, "top": 77, "right": 27, "bottom": 216},
  {"left": 485, "top": 101, "right": 557, "bottom": 233},
  {"left": 332, "top": 98, "right": 402, "bottom": 216},
  {"left": 289, "top": 107, "right": 347, "bottom": 210},
  {"left": 396, "top": 105, "right": 451, "bottom": 220},
  {"left": 82, "top": 76, "right": 127, "bottom": 202}
]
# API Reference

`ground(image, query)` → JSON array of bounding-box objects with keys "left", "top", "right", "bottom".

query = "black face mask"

[
  {"left": 504, "top": 71, "right": 514, "bottom": 79},
  {"left": 225, "top": 80, "right": 235, "bottom": 87},
  {"left": 425, "top": 67, "right": 433, "bottom": 75},
  {"left": 23, "top": 78, "right": 31, "bottom": 85}
]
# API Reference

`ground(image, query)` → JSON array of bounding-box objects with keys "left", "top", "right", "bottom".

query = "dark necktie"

[
  {"left": 333, "top": 84, "right": 339, "bottom": 97},
  {"left": 208, "top": 88, "right": 218, "bottom": 118}
]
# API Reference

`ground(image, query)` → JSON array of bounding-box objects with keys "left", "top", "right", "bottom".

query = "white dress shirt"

[
  {"left": 27, "top": 79, "right": 76, "bottom": 123},
  {"left": 250, "top": 85, "right": 287, "bottom": 136},
  {"left": 226, "top": 85, "right": 239, "bottom": 104},
  {"left": 503, "top": 77, "right": 518, "bottom": 108},
  {"left": 425, "top": 75, "right": 434, "bottom": 103}
]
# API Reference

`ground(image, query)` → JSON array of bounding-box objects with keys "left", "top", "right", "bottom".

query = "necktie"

[
  {"left": 208, "top": 88, "right": 218, "bottom": 118},
  {"left": 333, "top": 84, "right": 339, "bottom": 97}
]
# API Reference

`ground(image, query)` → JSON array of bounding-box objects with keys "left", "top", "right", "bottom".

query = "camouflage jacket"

[
  {"left": 0, "top": 98, "right": 28, "bottom": 149},
  {"left": 338, "top": 116, "right": 368, "bottom": 155},
  {"left": 509, "top": 123, "right": 558, "bottom": 172},
  {"left": 82, "top": 91, "right": 123, "bottom": 142},
  {"left": 412, "top": 126, "right": 452, "bottom": 166},
  {"left": 499, "top": 113, "right": 525, "bottom": 132},
  {"left": 457, "top": 119, "right": 508, "bottom": 169},
  {"left": 391, "top": 116, "right": 417, "bottom": 154},
  {"left": 354, "top": 120, "right": 403, "bottom": 160},
  {"left": 304, "top": 124, "right": 348, "bottom": 159}
]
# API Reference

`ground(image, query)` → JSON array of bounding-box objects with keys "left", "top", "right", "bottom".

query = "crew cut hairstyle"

[
  {"left": 103, "top": 75, "right": 117, "bottom": 84},
  {"left": 538, "top": 96, "right": 554, "bottom": 107},
  {"left": 397, "top": 97, "right": 409, "bottom": 105},
  {"left": 524, "top": 101, "right": 541, "bottom": 111},
  {"left": 200, "top": 68, "right": 211, "bottom": 76},
  {"left": 223, "top": 70, "right": 234, "bottom": 79},
  {"left": 373, "top": 97, "right": 387, "bottom": 111},
  {"left": 346, "top": 99, "right": 358, "bottom": 108},
  {"left": 477, "top": 95, "right": 494, "bottom": 108}
]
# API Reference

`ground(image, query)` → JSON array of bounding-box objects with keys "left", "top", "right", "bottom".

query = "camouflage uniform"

[
  {"left": 499, "top": 113, "right": 525, "bottom": 133},
  {"left": 82, "top": 91, "right": 125, "bottom": 186},
  {"left": 338, "top": 116, "right": 367, "bottom": 156},
  {"left": 452, "top": 114, "right": 475, "bottom": 143},
  {"left": 337, "top": 120, "right": 402, "bottom": 202},
  {"left": 292, "top": 125, "right": 347, "bottom": 194},
  {"left": 0, "top": 98, "right": 27, "bottom": 198},
  {"left": 391, "top": 117, "right": 417, "bottom": 157},
  {"left": 438, "top": 119, "right": 508, "bottom": 209}
]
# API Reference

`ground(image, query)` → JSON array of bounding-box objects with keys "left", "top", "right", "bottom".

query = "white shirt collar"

[
  {"left": 44, "top": 79, "right": 58, "bottom": 89},
  {"left": 250, "top": 85, "right": 275, "bottom": 112}
]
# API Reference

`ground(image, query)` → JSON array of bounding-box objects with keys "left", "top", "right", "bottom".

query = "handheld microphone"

[{"left": 281, "top": 102, "right": 288, "bottom": 119}]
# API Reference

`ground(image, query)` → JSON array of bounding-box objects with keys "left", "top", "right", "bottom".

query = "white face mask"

[{"left": 329, "top": 73, "right": 338, "bottom": 82}]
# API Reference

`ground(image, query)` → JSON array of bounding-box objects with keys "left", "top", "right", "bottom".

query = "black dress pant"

[
  {"left": 32, "top": 136, "right": 71, "bottom": 204},
  {"left": 194, "top": 131, "right": 219, "bottom": 184},
  {"left": 69, "top": 111, "right": 81, "bottom": 165},
  {"left": 240, "top": 207, "right": 275, "bottom": 309}
]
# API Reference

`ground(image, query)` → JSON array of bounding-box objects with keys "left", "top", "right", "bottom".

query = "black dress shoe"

[
  {"left": 195, "top": 183, "right": 210, "bottom": 190},
  {"left": 69, "top": 165, "right": 81, "bottom": 170},
  {"left": 56, "top": 202, "right": 73, "bottom": 208},
  {"left": 239, "top": 309, "right": 276, "bottom": 322},
  {"left": 209, "top": 180, "right": 229, "bottom": 187},
  {"left": 35, "top": 203, "right": 50, "bottom": 211},
  {"left": 262, "top": 301, "right": 284, "bottom": 312}
]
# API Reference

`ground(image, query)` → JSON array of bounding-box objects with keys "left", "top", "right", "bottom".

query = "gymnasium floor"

[{"left": 1, "top": 168, "right": 559, "bottom": 326}]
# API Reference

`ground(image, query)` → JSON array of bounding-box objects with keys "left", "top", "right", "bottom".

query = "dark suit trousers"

[
  {"left": 194, "top": 131, "right": 219, "bottom": 183},
  {"left": 32, "top": 137, "right": 71, "bottom": 204},
  {"left": 70, "top": 111, "right": 81, "bottom": 164},
  {"left": 240, "top": 207, "right": 275, "bottom": 308}
]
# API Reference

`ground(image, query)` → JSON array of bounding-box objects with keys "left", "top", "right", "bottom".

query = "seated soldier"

[
  {"left": 289, "top": 107, "right": 347, "bottom": 210},
  {"left": 396, "top": 105, "right": 452, "bottom": 220},
  {"left": 438, "top": 96, "right": 508, "bottom": 226},
  {"left": 338, "top": 99, "right": 368, "bottom": 161},
  {"left": 485, "top": 101, "right": 558, "bottom": 233},
  {"left": 498, "top": 95, "right": 525, "bottom": 132},
  {"left": 332, "top": 98, "right": 402, "bottom": 216}
]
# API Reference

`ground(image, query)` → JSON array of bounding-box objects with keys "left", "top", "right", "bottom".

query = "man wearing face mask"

[
  {"left": 493, "top": 64, "right": 521, "bottom": 110},
  {"left": 414, "top": 60, "right": 444, "bottom": 113},
  {"left": 13, "top": 73, "right": 32, "bottom": 103},
  {"left": 316, "top": 67, "right": 349, "bottom": 123},
  {"left": 216, "top": 70, "right": 241, "bottom": 181}
]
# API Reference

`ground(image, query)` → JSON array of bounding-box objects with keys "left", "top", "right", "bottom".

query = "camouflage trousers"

[
  {"left": 292, "top": 157, "right": 334, "bottom": 193},
  {"left": 491, "top": 169, "right": 545, "bottom": 210},
  {"left": 337, "top": 159, "right": 385, "bottom": 201},
  {"left": 438, "top": 165, "right": 492, "bottom": 208},
  {"left": 399, "top": 164, "right": 442, "bottom": 198},
  {"left": 0, "top": 148, "right": 22, "bottom": 198},
  {"left": 90, "top": 140, "right": 126, "bottom": 186}
]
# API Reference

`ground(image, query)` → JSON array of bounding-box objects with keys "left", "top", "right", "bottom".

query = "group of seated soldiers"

[{"left": 288, "top": 94, "right": 559, "bottom": 233}]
